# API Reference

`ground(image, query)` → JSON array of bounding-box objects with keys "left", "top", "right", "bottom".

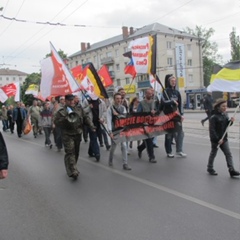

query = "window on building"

[
  {"left": 125, "top": 77, "right": 130, "bottom": 84},
  {"left": 167, "top": 58, "right": 173, "bottom": 66},
  {"left": 167, "top": 41, "right": 172, "bottom": 49},
  {"left": 187, "top": 59, "right": 192, "bottom": 66},
  {"left": 0, "top": 77, "right": 2, "bottom": 80},
  {"left": 187, "top": 44, "right": 191, "bottom": 51},
  {"left": 13, "top": 77, "right": 15, "bottom": 81},
  {"left": 19, "top": 77, "right": 22, "bottom": 81},
  {"left": 75, "top": 61, "right": 78, "bottom": 66},
  {"left": 100, "top": 54, "right": 103, "bottom": 59},
  {"left": 124, "top": 47, "right": 128, "bottom": 53},
  {"left": 115, "top": 49, "right": 119, "bottom": 57},
  {"left": 116, "top": 78, "right": 121, "bottom": 86},
  {"left": 94, "top": 56, "right": 97, "bottom": 63},
  {"left": 106, "top": 52, "right": 112, "bottom": 57},
  {"left": 116, "top": 64, "right": 120, "bottom": 71},
  {"left": 188, "top": 74, "right": 194, "bottom": 86},
  {"left": 6, "top": 77, "right": 9, "bottom": 81}
]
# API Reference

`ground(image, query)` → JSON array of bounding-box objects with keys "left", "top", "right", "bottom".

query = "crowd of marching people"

[{"left": 0, "top": 74, "right": 239, "bottom": 180}]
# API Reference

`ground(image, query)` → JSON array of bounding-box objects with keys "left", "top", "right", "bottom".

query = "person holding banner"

[
  {"left": 207, "top": 99, "right": 240, "bottom": 177},
  {"left": 161, "top": 74, "right": 187, "bottom": 158},
  {"left": 107, "top": 93, "right": 131, "bottom": 170},
  {"left": 137, "top": 88, "right": 158, "bottom": 163}
]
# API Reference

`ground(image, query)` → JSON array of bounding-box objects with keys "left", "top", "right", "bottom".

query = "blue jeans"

[
  {"left": 2, "top": 120, "right": 8, "bottom": 131},
  {"left": 165, "top": 130, "right": 184, "bottom": 154},
  {"left": 88, "top": 128, "right": 100, "bottom": 157},
  {"left": 43, "top": 127, "right": 52, "bottom": 145}
]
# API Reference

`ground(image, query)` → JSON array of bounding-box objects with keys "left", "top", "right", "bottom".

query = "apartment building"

[
  {"left": 68, "top": 22, "right": 205, "bottom": 109},
  {"left": 0, "top": 68, "right": 28, "bottom": 87}
]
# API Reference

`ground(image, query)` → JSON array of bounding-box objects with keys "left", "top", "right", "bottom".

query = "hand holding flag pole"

[{"left": 217, "top": 102, "right": 240, "bottom": 149}]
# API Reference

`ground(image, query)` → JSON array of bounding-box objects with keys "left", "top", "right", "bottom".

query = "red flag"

[
  {"left": 1, "top": 83, "right": 17, "bottom": 97},
  {"left": 98, "top": 65, "right": 113, "bottom": 87},
  {"left": 71, "top": 65, "right": 84, "bottom": 84}
]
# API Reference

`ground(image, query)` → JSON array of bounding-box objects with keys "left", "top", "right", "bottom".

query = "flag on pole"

[
  {"left": 40, "top": 42, "right": 79, "bottom": 99},
  {"left": 98, "top": 65, "right": 113, "bottom": 87},
  {"left": 149, "top": 74, "right": 162, "bottom": 92},
  {"left": 123, "top": 51, "right": 137, "bottom": 78},
  {"left": 25, "top": 84, "right": 39, "bottom": 96},
  {"left": 71, "top": 65, "right": 84, "bottom": 84},
  {"left": 80, "top": 63, "right": 109, "bottom": 100},
  {"left": 0, "top": 88, "right": 8, "bottom": 102},
  {"left": 207, "top": 61, "right": 240, "bottom": 92},
  {"left": 0, "top": 82, "right": 20, "bottom": 101},
  {"left": 128, "top": 35, "right": 157, "bottom": 75}
]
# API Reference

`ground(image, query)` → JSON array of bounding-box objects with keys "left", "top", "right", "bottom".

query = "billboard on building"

[{"left": 175, "top": 43, "right": 186, "bottom": 88}]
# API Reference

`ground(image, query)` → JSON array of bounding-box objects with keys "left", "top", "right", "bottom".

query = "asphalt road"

[{"left": 0, "top": 113, "right": 240, "bottom": 240}]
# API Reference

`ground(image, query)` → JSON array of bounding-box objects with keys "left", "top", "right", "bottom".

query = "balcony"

[{"left": 101, "top": 57, "right": 114, "bottom": 65}]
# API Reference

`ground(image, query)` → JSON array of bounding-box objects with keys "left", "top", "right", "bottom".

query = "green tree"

[
  {"left": 229, "top": 27, "right": 240, "bottom": 61},
  {"left": 184, "top": 26, "right": 221, "bottom": 87}
]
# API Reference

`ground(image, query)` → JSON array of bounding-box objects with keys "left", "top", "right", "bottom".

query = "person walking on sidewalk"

[
  {"left": 201, "top": 92, "right": 213, "bottom": 126},
  {"left": 207, "top": 98, "right": 240, "bottom": 177}
]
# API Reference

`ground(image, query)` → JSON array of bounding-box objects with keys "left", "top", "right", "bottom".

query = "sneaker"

[
  {"left": 167, "top": 153, "right": 174, "bottom": 158},
  {"left": 49, "top": 144, "right": 53, "bottom": 149},
  {"left": 123, "top": 164, "right": 132, "bottom": 170},
  {"left": 207, "top": 169, "right": 218, "bottom": 175},
  {"left": 108, "top": 161, "right": 113, "bottom": 167},
  {"left": 106, "top": 145, "right": 111, "bottom": 151},
  {"left": 153, "top": 144, "right": 159, "bottom": 148},
  {"left": 229, "top": 168, "right": 240, "bottom": 177},
  {"left": 176, "top": 152, "right": 187, "bottom": 157},
  {"left": 100, "top": 144, "right": 104, "bottom": 147},
  {"left": 201, "top": 120, "right": 204, "bottom": 126}
]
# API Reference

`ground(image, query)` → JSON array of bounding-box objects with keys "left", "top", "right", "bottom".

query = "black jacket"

[
  {"left": 209, "top": 111, "right": 232, "bottom": 143},
  {"left": 0, "top": 132, "right": 9, "bottom": 170},
  {"left": 203, "top": 94, "right": 213, "bottom": 111},
  {"left": 161, "top": 88, "right": 183, "bottom": 115}
]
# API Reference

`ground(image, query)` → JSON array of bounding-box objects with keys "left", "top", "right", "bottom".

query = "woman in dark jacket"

[
  {"left": 0, "top": 131, "right": 9, "bottom": 179},
  {"left": 207, "top": 98, "right": 239, "bottom": 177}
]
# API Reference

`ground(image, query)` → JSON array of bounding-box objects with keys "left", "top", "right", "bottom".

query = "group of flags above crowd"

[{"left": 0, "top": 34, "right": 240, "bottom": 104}]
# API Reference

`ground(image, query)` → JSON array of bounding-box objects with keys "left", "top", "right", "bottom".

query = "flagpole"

[
  {"left": 217, "top": 103, "right": 240, "bottom": 149},
  {"left": 80, "top": 89, "right": 114, "bottom": 142},
  {"left": 125, "top": 77, "right": 135, "bottom": 95}
]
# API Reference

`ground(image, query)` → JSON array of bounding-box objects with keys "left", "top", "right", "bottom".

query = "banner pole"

[{"left": 217, "top": 103, "right": 240, "bottom": 149}]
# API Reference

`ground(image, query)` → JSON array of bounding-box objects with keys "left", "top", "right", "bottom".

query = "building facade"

[
  {"left": 0, "top": 68, "right": 28, "bottom": 87},
  {"left": 68, "top": 23, "right": 205, "bottom": 109}
]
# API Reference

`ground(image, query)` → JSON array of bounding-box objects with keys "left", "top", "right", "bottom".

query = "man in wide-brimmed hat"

[{"left": 207, "top": 98, "right": 240, "bottom": 177}]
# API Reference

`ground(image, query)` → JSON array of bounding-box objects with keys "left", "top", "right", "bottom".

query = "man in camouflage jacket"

[{"left": 54, "top": 94, "right": 96, "bottom": 179}]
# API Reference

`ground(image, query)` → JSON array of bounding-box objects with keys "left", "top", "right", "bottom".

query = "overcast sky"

[{"left": 0, "top": 0, "right": 239, "bottom": 74}]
